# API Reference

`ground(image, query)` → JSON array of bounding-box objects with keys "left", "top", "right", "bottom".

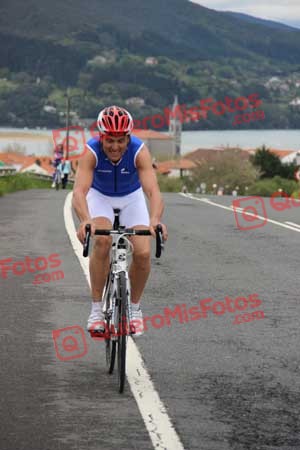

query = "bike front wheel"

[
  {"left": 104, "top": 271, "right": 116, "bottom": 374},
  {"left": 105, "top": 325, "right": 116, "bottom": 374}
]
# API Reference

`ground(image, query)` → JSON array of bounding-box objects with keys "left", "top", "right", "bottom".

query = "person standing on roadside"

[{"left": 58, "top": 157, "right": 72, "bottom": 189}]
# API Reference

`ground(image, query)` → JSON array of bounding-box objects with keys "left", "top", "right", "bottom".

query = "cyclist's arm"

[
  {"left": 70, "top": 161, "right": 76, "bottom": 175},
  {"left": 72, "top": 148, "right": 95, "bottom": 222},
  {"left": 136, "top": 145, "right": 164, "bottom": 222}
]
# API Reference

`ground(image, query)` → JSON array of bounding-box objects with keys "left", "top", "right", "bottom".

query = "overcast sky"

[{"left": 190, "top": 1, "right": 300, "bottom": 28}]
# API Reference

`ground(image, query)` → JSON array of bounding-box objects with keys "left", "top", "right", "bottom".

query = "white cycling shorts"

[{"left": 86, "top": 187, "right": 150, "bottom": 227}]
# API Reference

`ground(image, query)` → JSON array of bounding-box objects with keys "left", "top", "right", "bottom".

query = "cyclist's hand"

[
  {"left": 149, "top": 219, "right": 168, "bottom": 241},
  {"left": 77, "top": 219, "right": 95, "bottom": 244}
]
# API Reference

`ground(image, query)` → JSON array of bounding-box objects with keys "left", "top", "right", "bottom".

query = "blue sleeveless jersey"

[{"left": 86, "top": 135, "right": 144, "bottom": 196}]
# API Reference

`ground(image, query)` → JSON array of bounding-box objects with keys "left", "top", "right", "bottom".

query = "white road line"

[
  {"left": 285, "top": 221, "right": 300, "bottom": 229},
  {"left": 180, "top": 193, "right": 300, "bottom": 233},
  {"left": 64, "top": 192, "right": 185, "bottom": 450}
]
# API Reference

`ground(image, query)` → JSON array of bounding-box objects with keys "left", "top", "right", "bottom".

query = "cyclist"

[
  {"left": 72, "top": 106, "right": 168, "bottom": 336},
  {"left": 51, "top": 144, "right": 64, "bottom": 188}
]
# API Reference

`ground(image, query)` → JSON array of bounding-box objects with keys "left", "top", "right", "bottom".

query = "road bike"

[{"left": 83, "top": 209, "right": 163, "bottom": 393}]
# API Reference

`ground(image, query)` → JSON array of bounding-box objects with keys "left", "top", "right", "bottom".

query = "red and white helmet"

[{"left": 97, "top": 105, "right": 134, "bottom": 135}]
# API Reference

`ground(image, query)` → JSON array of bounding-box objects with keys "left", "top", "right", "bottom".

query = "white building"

[
  {"left": 280, "top": 151, "right": 300, "bottom": 164},
  {"left": 0, "top": 162, "right": 16, "bottom": 176},
  {"left": 43, "top": 105, "right": 57, "bottom": 114},
  {"left": 265, "top": 76, "right": 281, "bottom": 89},
  {"left": 21, "top": 163, "right": 50, "bottom": 175},
  {"left": 145, "top": 57, "right": 158, "bottom": 66},
  {"left": 125, "top": 97, "right": 145, "bottom": 107},
  {"left": 289, "top": 98, "right": 300, "bottom": 106}
]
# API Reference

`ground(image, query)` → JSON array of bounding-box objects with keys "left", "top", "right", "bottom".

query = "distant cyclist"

[
  {"left": 72, "top": 106, "right": 168, "bottom": 336},
  {"left": 51, "top": 144, "right": 64, "bottom": 188}
]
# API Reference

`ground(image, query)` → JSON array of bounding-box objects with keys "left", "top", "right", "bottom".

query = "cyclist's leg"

[
  {"left": 86, "top": 188, "right": 114, "bottom": 301},
  {"left": 128, "top": 230, "right": 151, "bottom": 303},
  {"left": 119, "top": 188, "right": 151, "bottom": 304},
  {"left": 89, "top": 217, "right": 112, "bottom": 300}
]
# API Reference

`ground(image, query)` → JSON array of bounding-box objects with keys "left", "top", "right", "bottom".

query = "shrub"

[
  {"left": 248, "top": 176, "right": 298, "bottom": 197},
  {"left": 157, "top": 173, "right": 183, "bottom": 192}
]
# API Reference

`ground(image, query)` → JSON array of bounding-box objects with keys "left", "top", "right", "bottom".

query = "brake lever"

[
  {"left": 158, "top": 225, "right": 165, "bottom": 251},
  {"left": 155, "top": 224, "right": 164, "bottom": 258},
  {"left": 83, "top": 224, "right": 91, "bottom": 257}
]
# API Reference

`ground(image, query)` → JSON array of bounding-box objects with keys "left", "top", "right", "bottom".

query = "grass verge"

[{"left": 0, "top": 173, "right": 71, "bottom": 196}]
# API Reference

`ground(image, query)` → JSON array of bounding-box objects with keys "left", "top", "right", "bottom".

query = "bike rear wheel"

[{"left": 117, "top": 271, "right": 128, "bottom": 393}]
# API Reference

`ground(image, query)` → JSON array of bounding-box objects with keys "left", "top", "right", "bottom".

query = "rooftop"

[
  {"left": 156, "top": 158, "right": 197, "bottom": 174},
  {"left": 185, "top": 147, "right": 298, "bottom": 163},
  {"left": 132, "top": 129, "right": 173, "bottom": 140},
  {"left": 0, "top": 152, "right": 54, "bottom": 174}
]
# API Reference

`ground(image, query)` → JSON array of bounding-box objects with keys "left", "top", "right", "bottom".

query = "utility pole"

[{"left": 65, "top": 88, "right": 71, "bottom": 159}]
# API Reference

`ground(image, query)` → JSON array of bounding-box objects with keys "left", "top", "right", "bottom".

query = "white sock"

[
  {"left": 131, "top": 301, "right": 140, "bottom": 311},
  {"left": 91, "top": 301, "right": 103, "bottom": 312}
]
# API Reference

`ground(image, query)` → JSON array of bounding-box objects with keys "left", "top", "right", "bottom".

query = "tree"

[
  {"left": 279, "top": 162, "right": 298, "bottom": 180},
  {"left": 250, "top": 146, "right": 282, "bottom": 178},
  {"left": 192, "top": 148, "right": 259, "bottom": 194}
]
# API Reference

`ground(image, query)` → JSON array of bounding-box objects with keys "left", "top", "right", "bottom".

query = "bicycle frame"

[{"left": 103, "top": 232, "right": 134, "bottom": 339}]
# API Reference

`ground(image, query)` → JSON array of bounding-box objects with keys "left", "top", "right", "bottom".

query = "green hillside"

[{"left": 1, "top": 0, "right": 300, "bottom": 129}]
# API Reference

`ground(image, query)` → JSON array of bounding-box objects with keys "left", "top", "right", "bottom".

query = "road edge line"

[{"left": 180, "top": 193, "right": 300, "bottom": 233}]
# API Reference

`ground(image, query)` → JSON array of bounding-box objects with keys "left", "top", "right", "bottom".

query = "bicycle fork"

[{"left": 109, "top": 272, "right": 134, "bottom": 338}]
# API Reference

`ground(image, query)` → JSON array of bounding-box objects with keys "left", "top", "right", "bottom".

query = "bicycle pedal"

[
  {"left": 129, "top": 324, "right": 136, "bottom": 335},
  {"left": 89, "top": 329, "right": 106, "bottom": 339}
]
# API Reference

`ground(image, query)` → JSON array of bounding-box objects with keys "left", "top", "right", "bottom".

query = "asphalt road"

[{"left": 0, "top": 189, "right": 300, "bottom": 450}]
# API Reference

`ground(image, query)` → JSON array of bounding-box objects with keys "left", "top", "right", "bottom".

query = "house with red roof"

[
  {"left": 156, "top": 159, "right": 197, "bottom": 177},
  {"left": 184, "top": 147, "right": 299, "bottom": 165},
  {"left": 0, "top": 152, "right": 54, "bottom": 175}
]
